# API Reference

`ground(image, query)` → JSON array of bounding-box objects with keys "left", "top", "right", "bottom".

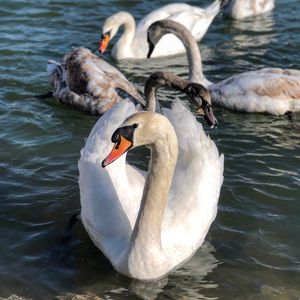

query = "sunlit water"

[{"left": 0, "top": 0, "right": 299, "bottom": 299}]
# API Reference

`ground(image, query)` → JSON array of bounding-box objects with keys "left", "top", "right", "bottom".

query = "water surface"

[{"left": 0, "top": 0, "right": 299, "bottom": 299}]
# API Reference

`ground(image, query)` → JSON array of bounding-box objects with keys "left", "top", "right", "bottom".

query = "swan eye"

[
  {"left": 111, "top": 130, "right": 120, "bottom": 143},
  {"left": 203, "top": 101, "right": 211, "bottom": 111},
  {"left": 111, "top": 124, "right": 138, "bottom": 144}
]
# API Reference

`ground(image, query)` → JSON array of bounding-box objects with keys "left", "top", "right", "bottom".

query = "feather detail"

[
  {"left": 211, "top": 68, "right": 300, "bottom": 115},
  {"left": 47, "top": 48, "right": 145, "bottom": 114}
]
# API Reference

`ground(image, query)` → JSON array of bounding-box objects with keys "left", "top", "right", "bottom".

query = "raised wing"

[
  {"left": 62, "top": 48, "right": 145, "bottom": 113},
  {"left": 79, "top": 100, "right": 144, "bottom": 263},
  {"left": 162, "top": 101, "right": 224, "bottom": 260}
]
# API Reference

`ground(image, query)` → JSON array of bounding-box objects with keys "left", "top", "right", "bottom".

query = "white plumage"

[
  {"left": 211, "top": 68, "right": 300, "bottom": 115},
  {"left": 101, "top": 0, "right": 224, "bottom": 60},
  {"left": 79, "top": 99, "right": 223, "bottom": 280},
  {"left": 224, "top": 0, "right": 275, "bottom": 19}
]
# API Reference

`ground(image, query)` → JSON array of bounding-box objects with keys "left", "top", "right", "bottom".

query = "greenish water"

[{"left": 0, "top": 0, "right": 299, "bottom": 299}]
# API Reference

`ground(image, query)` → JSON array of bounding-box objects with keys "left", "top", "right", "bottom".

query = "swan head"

[
  {"left": 99, "top": 12, "right": 131, "bottom": 54},
  {"left": 184, "top": 83, "right": 218, "bottom": 128},
  {"left": 147, "top": 21, "right": 165, "bottom": 59},
  {"left": 99, "top": 32, "right": 111, "bottom": 54},
  {"left": 147, "top": 20, "right": 181, "bottom": 59},
  {"left": 102, "top": 112, "right": 172, "bottom": 167},
  {"left": 47, "top": 61, "right": 67, "bottom": 91},
  {"left": 144, "top": 72, "right": 217, "bottom": 128}
]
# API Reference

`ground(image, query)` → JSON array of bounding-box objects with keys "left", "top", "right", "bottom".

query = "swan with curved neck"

[
  {"left": 99, "top": 0, "right": 225, "bottom": 60},
  {"left": 143, "top": 72, "right": 218, "bottom": 127},
  {"left": 79, "top": 72, "right": 223, "bottom": 280},
  {"left": 102, "top": 111, "right": 179, "bottom": 279},
  {"left": 147, "top": 20, "right": 300, "bottom": 116}
]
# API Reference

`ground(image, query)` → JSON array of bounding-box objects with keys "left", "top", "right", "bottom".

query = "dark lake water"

[{"left": 0, "top": 0, "right": 299, "bottom": 299}]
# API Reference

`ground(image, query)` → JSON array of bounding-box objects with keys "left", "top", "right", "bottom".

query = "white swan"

[
  {"left": 47, "top": 47, "right": 145, "bottom": 114},
  {"left": 223, "top": 0, "right": 275, "bottom": 19},
  {"left": 79, "top": 72, "right": 223, "bottom": 280},
  {"left": 147, "top": 20, "right": 300, "bottom": 116},
  {"left": 99, "top": 0, "right": 225, "bottom": 60}
]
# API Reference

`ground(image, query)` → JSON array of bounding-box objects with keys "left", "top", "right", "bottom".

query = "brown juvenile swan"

[
  {"left": 147, "top": 20, "right": 300, "bottom": 117},
  {"left": 47, "top": 47, "right": 145, "bottom": 114}
]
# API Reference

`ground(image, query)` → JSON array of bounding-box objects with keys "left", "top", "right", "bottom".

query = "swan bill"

[
  {"left": 99, "top": 33, "right": 111, "bottom": 54},
  {"left": 147, "top": 36, "right": 155, "bottom": 59},
  {"left": 102, "top": 135, "right": 132, "bottom": 167}
]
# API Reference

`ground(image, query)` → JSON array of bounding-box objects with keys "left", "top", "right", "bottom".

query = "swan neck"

[
  {"left": 131, "top": 126, "right": 178, "bottom": 251},
  {"left": 144, "top": 73, "right": 188, "bottom": 112},
  {"left": 163, "top": 22, "right": 208, "bottom": 86},
  {"left": 114, "top": 13, "right": 136, "bottom": 57},
  {"left": 144, "top": 86, "right": 156, "bottom": 112}
]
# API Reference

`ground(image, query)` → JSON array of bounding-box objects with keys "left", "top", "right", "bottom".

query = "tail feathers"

[
  {"left": 47, "top": 60, "right": 67, "bottom": 85},
  {"left": 47, "top": 60, "right": 61, "bottom": 75}
]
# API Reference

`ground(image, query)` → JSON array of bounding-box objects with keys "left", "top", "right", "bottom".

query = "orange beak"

[
  {"left": 99, "top": 33, "right": 110, "bottom": 54},
  {"left": 102, "top": 135, "right": 132, "bottom": 167}
]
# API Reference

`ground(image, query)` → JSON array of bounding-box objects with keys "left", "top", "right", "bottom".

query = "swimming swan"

[
  {"left": 99, "top": 0, "right": 226, "bottom": 60},
  {"left": 47, "top": 47, "right": 145, "bottom": 114},
  {"left": 147, "top": 20, "right": 300, "bottom": 116},
  {"left": 79, "top": 72, "right": 223, "bottom": 280}
]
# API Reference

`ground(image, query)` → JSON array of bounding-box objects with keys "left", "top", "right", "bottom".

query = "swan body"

[
  {"left": 79, "top": 74, "right": 223, "bottom": 280},
  {"left": 224, "top": 0, "right": 275, "bottom": 19},
  {"left": 79, "top": 100, "right": 223, "bottom": 280},
  {"left": 47, "top": 47, "right": 145, "bottom": 114},
  {"left": 147, "top": 20, "right": 300, "bottom": 116},
  {"left": 100, "top": 0, "right": 224, "bottom": 60},
  {"left": 210, "top": 68, "right": 300, "bottom": 115}
]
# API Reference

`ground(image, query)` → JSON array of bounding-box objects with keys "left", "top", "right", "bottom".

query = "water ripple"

[{"left": 0, "top": 0, "right": 299, "bottom": 299}]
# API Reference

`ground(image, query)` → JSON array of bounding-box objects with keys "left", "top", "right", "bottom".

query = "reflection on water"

[
  {"left": 129, "top": 242, "right": 219, "bottom": 300},
  {"left": 216, "top": 13, "right": 277, "bottom": 74},
  {"left": 59, "top": 242, "right": 219, "bottom": 300},
  {"left": 230, "top": 14, "right": 276, "bottom": 54},
  {"left": 231, "top": 11, "right": 275, "bottom": 32},
  {"left": 0, "top": 0, "right": 300, "bottom": 299}
]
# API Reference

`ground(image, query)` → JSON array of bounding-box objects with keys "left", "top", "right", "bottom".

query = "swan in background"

[
  {"left": 47, "top": 47, "right": 145, "bottom": 114},
  {"left": 79, "top": 72, "right": 223, "bottom": 280},
  {"left": 223, "top": 0, "right": 275, "bottom": 19},
  {"left": 147, "top": 20, "right": 300, "bottom": 117},
  {"left": 99, "top": 0, "right": 226, "bottom": 60}
]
